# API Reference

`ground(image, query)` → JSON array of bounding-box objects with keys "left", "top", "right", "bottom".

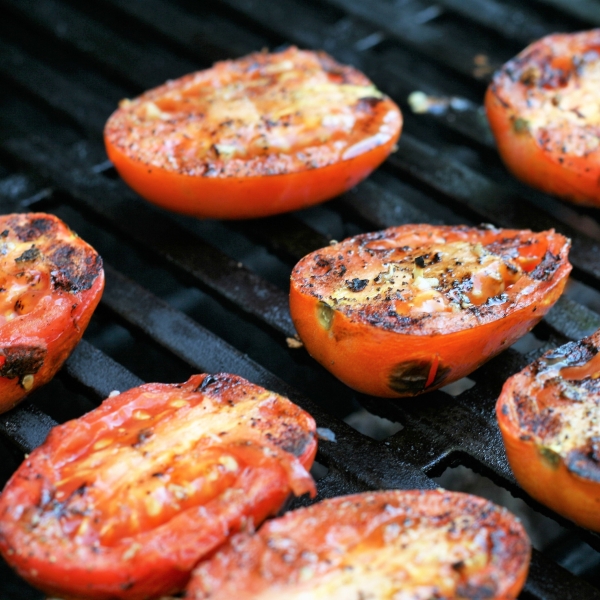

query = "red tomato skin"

[
  {"left": 0, "top": 374, "right": 317, "bottom": 600},
  {"left": 485, "top": 30, "right": 600, "bottom": 207},
  {"left": 290, "top": 224, "right": 571, "bottom": 398},
  {"left": 105, "top": 138, "right": 398, "bottom": 220},
  {"left": 186, "top": 490, "right": 531, "bottom": 599},
  {"left": 104, "top": 47, "right": 402, "bottom": 220},
  {"left": 0, "top": 213, "right": 104, "bottom": 412},
  {"left": 496, "top": 330, "right": 600, "bottom": 531}
]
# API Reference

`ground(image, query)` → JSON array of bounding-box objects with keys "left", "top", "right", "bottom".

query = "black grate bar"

[
  {"left": 434, "top": 0, "right": 583, "bottom": 45},
  {"left": 0, "top": 38, "right": 111, "bottom": 136},
  {"left": 2, "top": 0, "right": 197, "bottom": 91},
  {"left": 532, "top": 0, "right": 600, "bottom": 25}
]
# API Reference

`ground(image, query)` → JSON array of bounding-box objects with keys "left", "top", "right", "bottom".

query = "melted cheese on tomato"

[
  {"left": 504, "top": 44, "right": 600, "bottom": 156},
  {"left": 0, "top": 238, "right": 51, "bottom": 325},
  {"left": 521, "top": 360, "right": 600, "bottom": 458},
  {"left": 106, "top": 47, "right": 400, "bottom": 177},
  {"left": 49, "top": 391, "right": 305, "bottom": 544},
  {"left": 253, "top": 518, "right": 490, "bottom": 600},
  {"left": 327, "top": 240, "right": 521, "bottom": 314}
]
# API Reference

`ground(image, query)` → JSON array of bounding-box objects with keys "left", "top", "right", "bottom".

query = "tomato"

[
  {"left": 104, "top": 46, "right": 402, "bottom": 220},
  {"left": 497, "top": 329, "right": 600, "bottom": 531},
  {"left": 0, "top": 373, "right": 317, "bottom": 600},
  {"left": 0, "top": 213, "right": 104, "bottom": 413},
  {"left": 186, "top": 489, "right": 531, "bottom": 599},
  {"left": 289, "top": 224, "right": 571, "bottom": 398},
  {"left": 485, "top": 30, "right": 600, "bottom": 206}
]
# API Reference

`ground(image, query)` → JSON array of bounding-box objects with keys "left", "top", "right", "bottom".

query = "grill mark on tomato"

[
  {"left": 0, "top": 346, "right": 46, "bottom": 379},
  {"left": 48, "top": 244, "right": 103, "bottom": 293},
  {"left": 7, "top": 216, "right": 56, "bottom": 242}
]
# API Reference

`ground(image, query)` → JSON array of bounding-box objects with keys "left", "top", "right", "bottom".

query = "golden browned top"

[{"left": 104, "top": 47, "right": 401, "bottom": 177}]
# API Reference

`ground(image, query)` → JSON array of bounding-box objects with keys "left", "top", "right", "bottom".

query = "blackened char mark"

[
  {"left": 455, "top": 582, "right": 497, "bottom": 600},
  {"left": 0, "top": 345, "right": 46, "bottom": 379},
  {"left": 356, "top": 97, "right": 383, "bottom": 112},
  {"left": 49, "top": 244, "right": 103, "bottom": 293},
  {"left": 7, "top": 216, "right": 55, "bottom": 242},
  {"left": 15, "top": 247, "right": 40, "bottom": 263},
  {"left": 566, "top": 438, "right": 600, "bottom": 483},
  {"left": 539, "top": 339, "right": 597, "bottom": 371},
  {"left": 529, "top": 250, "right": 561, "bottom": 282},
  {"left": 388, "top": 359, "right": 450, "bottom": 395}
]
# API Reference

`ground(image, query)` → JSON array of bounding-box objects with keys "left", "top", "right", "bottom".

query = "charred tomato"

[
  {"left": 0, "top": 373, "right": 317, "bottom": 600},
  {"left": 104, "top": 46, "right": 402, "bottom": 220},
  {"left": 0, "top": 213, "right": 104, "bottom": 412},
  {"left": 486, "top": 30, "right": 600, "bottom": 206},
  {"left": 497, "top": 329, "right": 600, "bottom": 531},
  {"left": 187, "top": 489, "right": 531, "bottom": 599},
  {"left": 290, "top": 224, "right": 571, "bottom": 398}
]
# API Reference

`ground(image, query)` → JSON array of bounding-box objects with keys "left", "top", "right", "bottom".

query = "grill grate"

[{"left": 1, "top": 0, "right": 600, "bottom": 598}]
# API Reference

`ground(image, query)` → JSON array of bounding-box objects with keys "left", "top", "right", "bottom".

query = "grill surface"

[{"left": 1, "top": 0, "right": 600, "bottom": 598}]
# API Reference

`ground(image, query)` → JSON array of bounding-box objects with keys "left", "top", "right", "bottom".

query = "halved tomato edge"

[{"left": 105, "top": 132, "right": 400, "bottom": 220}]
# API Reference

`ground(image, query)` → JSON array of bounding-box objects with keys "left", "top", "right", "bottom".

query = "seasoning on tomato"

[
  {"left": 187, "top": 489, "right": 531, "bottom": 599},
  {"left": 0, "top": 213, "right": 104, "bottom": 413},
  {"left": 0, "top": 373, "right": 317, "bottom": 600},
  {"left": 290, "top": 224, "right": 571, "bottom": 398},
  {"left": 486, "top": 29, "right": 600, "bottom": 207},
  {"left": 104, "top": 46, "right": 402, "bottom": 220},
  {"left": 497, "top": 329, "right": 600, "bottom": 531}
]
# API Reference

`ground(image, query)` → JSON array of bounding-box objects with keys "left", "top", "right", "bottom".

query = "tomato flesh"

[
  {"left": 486, "top": 30, "right": 600, "bottom": 206},
  {"left": 0, "top": 373, "right": 317, "bottom": 599},
  {"left": 104, "top": 47, "right": 402, "bottom": 219},
  {"left": 0, "top": 213, "right": 104, "bottom": 412},
  {"left": 187, "top": 490, "right": 531, "bottom": 599},
  {"left": 290, "top": 224, "right": 571, "bottom": 397},
  {"left": 497, "top": 330, "right": 600, "bottom": 531}
]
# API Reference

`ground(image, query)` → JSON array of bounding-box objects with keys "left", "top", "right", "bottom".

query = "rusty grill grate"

[{"left": 1, "top": 0, "right": 600, "bottom": 598}]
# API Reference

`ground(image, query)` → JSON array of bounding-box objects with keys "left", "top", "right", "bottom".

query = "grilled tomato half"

[
  {"left": 486, "top": 29, "right": 600, "bottom": 206},
  {"left": 187, "top": 489, "right": 531, "bottom": 599},
  {"left": 104, "top": 46, "right": 402, "bottom": 219},
  {"left": 0, "top": 373, "right": 317, "bottom": 600},
  {"left": 290, "top": 224, "right": 571, "bottom": 398},
  {"left": 497, "top": 329, "right": 600, "bottom": 531},
  {"left": 0, "top": 213, "right": 103, "bottom": 413}
]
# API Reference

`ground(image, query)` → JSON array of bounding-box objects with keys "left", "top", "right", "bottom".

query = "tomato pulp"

[
  {"left": 0, "top": 213, "right": 104, "bottom": 412},
  {"left": 486, "top": 29, "right": 600, "bottom": 206},
  {"left": 187, "top": 490, "right": 531, "bottom": 599},
  {"left": 0, "top": 373, "right": 317, "bottom": 599},
  {"left": 497, "top": 329, "right": 600, "bottom": 531},
  {"left": 104, "top": 47, "right": 402, "bottom": 219},
  {"left": 290, "top": 224, "right": 571, "bottom": 397}
]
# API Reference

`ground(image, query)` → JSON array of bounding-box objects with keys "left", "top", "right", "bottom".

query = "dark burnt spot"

[
  {"left": 314, "top": 256, "right": 331, "bottom": 269},
  {"left": 414, "top": 255, "right": 426, "bottom": 268},
  {"left": 529, "top": 250, "right": 561, "bottom": 282},
  {"left": 49, "top": 243, "right": 103, "bottom": 293},
  {"left": 0, "top": 230, "right": 8, "bottom": 237},
  {"left": 196, "top": 374, "right": 218, "bottom": 392},
  {"left": 132, "top": 428, "right": 154, "bottom": 448},
  {"left": 388, "top": 360, "right": 451, "bottom": 395},
  {"left": 0, "top": 345, "right": 46, "bottom": 379},
  {"left": 346, "top": 278, "right": 368, "bottom": 292},
  {"left": 456, "top": 582, "right": 497, "bottom": 599},
  {"left": 8, "top": 217, "right": 55, "bottom": 242},
  {"left": 356, "top": 96, "right": 383, "bottom": 111},
  {"left": 334, "top": 264, "right": 347, "bottom": 278},
  {"left": 15, "top": 247, "right": 40, "bottom": 263},
  {"left": 541, "top": 339, "right": 596, "bottom": 370},
  {"left": 566, "top": 441, "right": 600, "bottom": 483}
]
